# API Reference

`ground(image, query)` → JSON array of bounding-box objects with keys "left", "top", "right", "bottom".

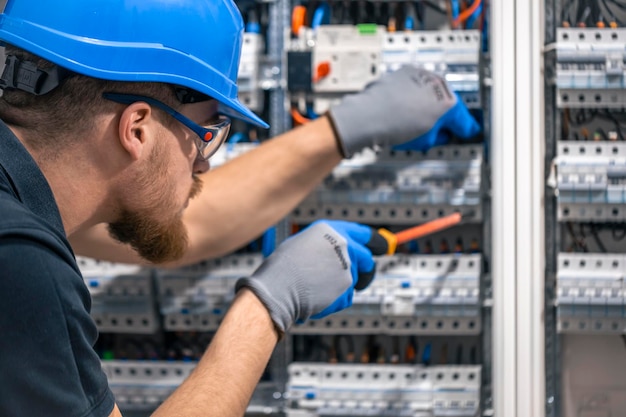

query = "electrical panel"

[
  {"left": 547, "top": 2, "right": 626, "bottom": 416},
  {"left": 78, "top": 1, "right": 492, "bottom": 416}
]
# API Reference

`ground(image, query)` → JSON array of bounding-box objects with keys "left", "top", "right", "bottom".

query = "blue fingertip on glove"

[
  {"left": 306, "top": 220, "right": 376, "bottom": 319},
  {"left": 393, "top": 94, "right": 481, "bottom": 152}
]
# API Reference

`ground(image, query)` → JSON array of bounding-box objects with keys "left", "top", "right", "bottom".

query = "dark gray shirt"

[{"left": 0, "top": 121, "right": 115, "bottom": 416}]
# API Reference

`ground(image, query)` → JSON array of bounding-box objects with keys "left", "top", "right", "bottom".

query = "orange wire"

[
  {"left": 453, "top": 0, "right": 481, "bottom": 27},
  {"left": 394, "top": 212, "right": 463, "bottom": 245},
  {"left": 290, "top": 107, "right": 311, "bottom": 125},
  {"left": 291, "top": 5, "right": 307, "bottom": 36}
]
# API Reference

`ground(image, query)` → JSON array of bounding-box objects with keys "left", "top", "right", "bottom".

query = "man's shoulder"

[
  {"left": 0, "top": 189, "right": 51, "bottom": 234},
  {"left": 0, "top": 188, "right": 75, "bottom": 263}
]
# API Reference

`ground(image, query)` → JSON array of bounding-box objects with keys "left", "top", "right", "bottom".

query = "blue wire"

[
  {"left": 465, "top": 4, "right": 482, "bottom": 29},
  {"left": 262, "top": 227, "right": 277, "bottom": 258},
  {"left": 311, "top": 3, "right": 331, "bottom": 29},
  {"left": 450, "top": 0, "right": 460, "bottom": 21},
  {"left": 404, "top": 16, "right": 414, "bottom": 31},
  {"left": 306, "top": 105, "right": 320, "bottom": 120},
  {"left": 422, "top": 343, "right": 432, "bottom": 365}
]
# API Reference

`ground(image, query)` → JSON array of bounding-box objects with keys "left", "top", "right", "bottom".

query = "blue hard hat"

[{"left": 0, "top": 0, "right": 268, "bottom": 128}]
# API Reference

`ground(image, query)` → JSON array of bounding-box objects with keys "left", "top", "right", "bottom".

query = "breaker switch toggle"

[{"left": 313, "top": 61, "right": 331, "bottom": 83}]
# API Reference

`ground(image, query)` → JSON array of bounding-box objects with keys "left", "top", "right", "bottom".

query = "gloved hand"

[
  {"left": 235, "top": 220, "right": 379, "bottom": 333},
  {"left": 327, "top": 66, "right": 481, "bottom": 157}
]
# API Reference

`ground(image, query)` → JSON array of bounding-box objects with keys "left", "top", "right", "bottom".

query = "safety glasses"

[{"left": 103, "top": 93, "right": 231, "bottom": 161}]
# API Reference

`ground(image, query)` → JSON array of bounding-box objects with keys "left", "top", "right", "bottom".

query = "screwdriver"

[
  {"left": 355, "top": 211, "right": 472, "bottom": 290},
  {"left": 367, "top": 211, "right": 473, "bottom": 256}
]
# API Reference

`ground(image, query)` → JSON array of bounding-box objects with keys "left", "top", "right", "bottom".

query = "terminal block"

[
  {"left": 293, "top": 145, "right": 483, "bottom": 225},
  {"left": 293, "top": 254, "right": 481, "bottom": 335},
  {"left": 238, "top": 32, "right": 265, "bottom": 113},
  {"left": 286, "top": 26, "right": 481, "bottom": 113},
  {"left": 554, "top": 142, "right": 626, "bottom": 221},
  {"left": 156, "top": 254, "right": 264, "bottom": 331},
  {"left": 556, "top": 253, "right": 625, "bottom": 334},
  {"left": 556, "top": 28, "right": 626, "bottom": 108},
  {"left": 286, "top": 362, "right": 481, "bottom": 417},
  {"left": 77, "top": 257, "right": 158, "bottom": 334}
]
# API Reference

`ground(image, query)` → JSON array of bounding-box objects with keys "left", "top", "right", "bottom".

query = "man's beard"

[{"left": 108, "top": 175, "right": 204, "bottom": 264}]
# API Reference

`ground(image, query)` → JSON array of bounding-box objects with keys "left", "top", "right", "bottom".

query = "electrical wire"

[
  {"left": 453, "top": 0, "right": 481, "bottom": 28},
  {"left": 562, "top": 0, "right": 577, "bottom": 25},
  {"left": 566, "top": 221, "right": 588, "bottom": 252},
  {"left": 290, "top": 107, "right": 311, "bottom": 125},
  {"left": 599, "top": 0, "right": 621, "bottom": 26},
  {"left": 589, "top": 224, "right": 608, "bottom": 253},
  {"left": 450, "top": 0, "right": 460, "bottom": 22},
  {"left": 291, "top": 5, "right": 307, "bottom": 36},
  {"left": 311, "top": 3, "right": 331, "bottom": 29},
  {"left": 465, "top": 2, "right": 483, "bottom": 29}
]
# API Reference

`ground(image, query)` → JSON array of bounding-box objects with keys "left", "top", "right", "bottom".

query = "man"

[{"left": 0, "top": 1, "right": 479, "bottom": 416}]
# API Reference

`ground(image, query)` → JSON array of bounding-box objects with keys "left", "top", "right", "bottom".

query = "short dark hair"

[{"left": 0, "top": 45, "right": 180, "bottom": 154}]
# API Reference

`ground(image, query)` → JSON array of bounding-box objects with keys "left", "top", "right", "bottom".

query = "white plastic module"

[
  {"left": 286, "top": 363, "right": 481, "bottom": 417},
  {"left": 238, "top": 32, "right": 265, "bottom": 112},
  {"left": 557, "top": 253, "right": 625, "bottom": 334},
  {"left": 155, "top": 254, "right": 264, "bottom": 331},
  {"left": 293, "top": 145, "right": 483, "bottom": 224},
  {"left": 287, "top": 26, "right": 481, "bottom": 113},
  {"left": 382, "top": 30, "right": 481, "bottom": 107},
  {"left": 292, "top": 254, "right": 481, "bottom": 335},
  {"left": 103, "top": 360, "right": 195, "bottom": 410},
  {"left": 77, "top": 257, "right": 157, "bottom": 333},
  {"left": 312, "top": 25, "right": 384, "bottom": 94},
  {"left": 555, "top": 142, "right": 626, "bottom": 221},
  {"left": 556, "top": 28, "right": 626, "bottom": 108}
]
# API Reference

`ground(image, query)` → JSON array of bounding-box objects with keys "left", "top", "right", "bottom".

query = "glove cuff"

[
  {"left": 327, "top": 101, "right": 372, "bottom": 158},
  {"left": 325, "top": 112, "right": 349, "bottom": 158},
  {"left": 235, "top": 277, "right": 292, "bottom": 335}
]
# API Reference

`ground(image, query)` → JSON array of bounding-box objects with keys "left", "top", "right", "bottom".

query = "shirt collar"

[{"left": 0, "top": 120, "right": 66, "bottom": 236}]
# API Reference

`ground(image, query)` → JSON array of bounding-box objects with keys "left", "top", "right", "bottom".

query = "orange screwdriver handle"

[{"left": 394, "top": 212, "right": 463, "bottom": 245}]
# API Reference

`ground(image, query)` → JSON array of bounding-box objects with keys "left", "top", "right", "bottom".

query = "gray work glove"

[
  {"left": 327, "top": 66, "right": 481, "bottom": 157},
  {"left": 235, "top": 220, "right": 378, "bottom": 333}
]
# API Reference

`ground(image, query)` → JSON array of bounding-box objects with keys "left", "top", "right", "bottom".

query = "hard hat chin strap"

[
  {"left": 0, "top": 54, "right": 214, "bottom": 106},
  {"left": 0, "top": 55, "right": 74, "bottom": 95}
]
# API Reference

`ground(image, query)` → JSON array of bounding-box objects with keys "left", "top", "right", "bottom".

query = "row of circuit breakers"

[
  {"left": 240, "top": 26, "right": 482, "bottom": 115},
  {"left": 87, "top": 23, "right": 486, "bottom": 416},
  {"left": 552, "top": 28, "right": 626, "bottom": 336},
  {"left": 82, "top": 247, "right": 482, "bottom": 415}
]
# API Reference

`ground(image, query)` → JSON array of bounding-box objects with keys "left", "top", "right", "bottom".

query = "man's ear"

[{"left": 117, "top": 102, "right": 155, "bottom": 161}]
